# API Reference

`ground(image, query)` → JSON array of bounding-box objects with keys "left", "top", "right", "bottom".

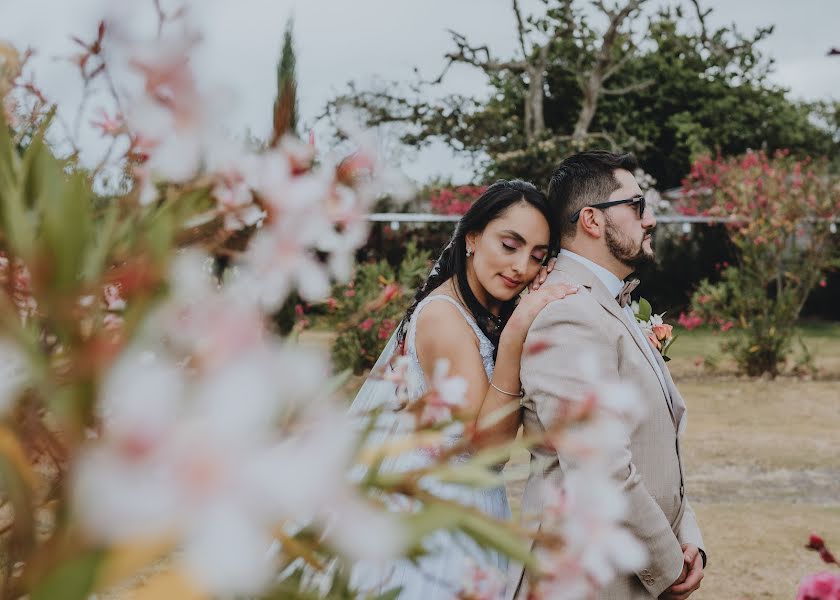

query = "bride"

[{"left": 350, "top": 180, "right": 577, "bottom": 598}]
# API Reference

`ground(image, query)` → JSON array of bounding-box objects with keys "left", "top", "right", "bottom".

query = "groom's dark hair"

[{"left": 547, "top": 150, "right": 638, "bottom": 240}]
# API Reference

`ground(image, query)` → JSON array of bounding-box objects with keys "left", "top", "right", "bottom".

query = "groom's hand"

[{"left": 660, "top": 544, "right": 704, "bottom": 600}]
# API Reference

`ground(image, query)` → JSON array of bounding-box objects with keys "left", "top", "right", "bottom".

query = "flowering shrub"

[
  {"left": 0, "top": 6, "right": 649, "bottom": 600},
  {"left": 429, "top": 185, "right": 487, "bottom": 215},
  {"left": 329, "top": 241, "right": 431, "bottom": 374},
  {"left": 680, "top": 151, "right": 840, "bottom": 377},
  {"left": 797, "top": 534, "right": 840, "bottom": 599}
]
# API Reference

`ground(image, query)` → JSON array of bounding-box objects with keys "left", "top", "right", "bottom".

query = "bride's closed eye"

[{"left": 501, "top": 238, "right": 520, "bottom": 252}]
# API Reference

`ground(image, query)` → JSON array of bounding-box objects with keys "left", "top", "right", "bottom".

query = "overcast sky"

[{"left": 1, "top": 0, "right": 838, "bottom": 183}]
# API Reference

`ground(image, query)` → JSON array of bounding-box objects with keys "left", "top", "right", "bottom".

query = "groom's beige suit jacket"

[{"left": 507, "top": 254, "right": 704, "bottom": 599}]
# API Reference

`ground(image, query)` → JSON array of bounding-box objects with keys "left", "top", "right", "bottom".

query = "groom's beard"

[{"left": 605, "top": 216, "right": 655, "bottom": 270}]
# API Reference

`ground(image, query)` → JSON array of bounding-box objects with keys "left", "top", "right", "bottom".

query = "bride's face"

[{"left": 466, "top": 201, "right": 550, "bottom": 305}]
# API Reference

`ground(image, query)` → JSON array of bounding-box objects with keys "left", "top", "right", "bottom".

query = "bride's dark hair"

[{"left": 397, "top": 179, "right": 557, "bottom": 354}]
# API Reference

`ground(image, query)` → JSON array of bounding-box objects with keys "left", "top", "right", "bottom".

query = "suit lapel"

[
  {"left": 653, "top": 350, "right": 686, "bottom": 432},
  {"left": 553, "top": 256, "right": 678, "bottom": 428}
]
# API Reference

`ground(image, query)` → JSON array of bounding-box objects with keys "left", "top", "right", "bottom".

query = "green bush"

[{"left": 329, "top": 241, "right": 432, "bottom": 374}]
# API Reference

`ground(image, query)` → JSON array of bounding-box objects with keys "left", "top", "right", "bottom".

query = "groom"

[{"left": 508, "top": 151, "right": 705, "bottom": 599}]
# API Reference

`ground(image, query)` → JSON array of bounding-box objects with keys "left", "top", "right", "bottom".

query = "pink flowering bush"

[
  {"left": 329, "top": 241, "right": 431, "bottom": 374},
  {"left": 429, "top": 185, "right": 487, "bottom": 215},
  {"left": 680, "top": 151, "right": 840, "bottom": 377}
]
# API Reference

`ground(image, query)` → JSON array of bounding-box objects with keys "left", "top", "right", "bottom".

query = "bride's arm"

[
  {"left": 415, "top": 285, "right": 578, "bottom": 450},
  {"left": 476, "top": 281, "right": 580, "bottom": 447},
  {"left": 414, "top": 301, "right": 494, "bottom": 427}
]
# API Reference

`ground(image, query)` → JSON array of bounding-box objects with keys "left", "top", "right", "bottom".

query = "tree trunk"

[
  {"left": 573, "top": 78, "right": 601, "bottom": 142},
  {"left": 524, "top": 65, "right": 545, "bottom": 143}
]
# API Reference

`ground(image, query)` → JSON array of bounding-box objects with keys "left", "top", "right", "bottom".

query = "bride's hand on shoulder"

[
  {"left": 506, "top": 280, "right": 579, "bottom": 341},
  {"left": 529, "top": 256, "right": 557, "bottom": 291}
]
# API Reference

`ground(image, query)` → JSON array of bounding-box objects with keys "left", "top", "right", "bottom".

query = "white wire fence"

[{"left": 365, "top": 213, "right": 840, "bottom": 234}]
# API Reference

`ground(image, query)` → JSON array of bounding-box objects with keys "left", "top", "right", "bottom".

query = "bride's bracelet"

[{"left": 489, "top": 381, "right": 524, "bottom": 398}]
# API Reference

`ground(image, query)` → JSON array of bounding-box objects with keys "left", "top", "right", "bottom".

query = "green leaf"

[
  {"left": 0, "top": 105, "right": 17, "bottom": 181},
  {"left": 429, "top": 462, "right": 505, "bottom": 488},
  {"left": 81, "top": 200, "right": 119, "bottom": 282},
  {"left": 459, "top": 511, "right": 535, "bottom": 567},
  {"left": 30, "top": 549, "right": 104, "bottom": 600},
  {"left": 637, "top": 297, "right": 652, "bottom": 322},
  {"left": 369, "top": 588, "right": 403, "bottom": 600},
  {"left": 400, "top": 502, "right": 535, "bottom": 569},
  {"left": 400, "top": 503, "right": 462, "bottom": 542},
  {"left": 661, "top": 332, "right": 679, "bottom": 357}
]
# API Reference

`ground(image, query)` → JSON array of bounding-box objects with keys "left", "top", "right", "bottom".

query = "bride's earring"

[{"left": 466, "top": 248, "right": 473, "bottom": 258}]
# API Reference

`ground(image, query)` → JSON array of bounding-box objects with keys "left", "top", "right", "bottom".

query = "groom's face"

[{"left": 603, "top": 169, "right": 657, "bottom": 269}]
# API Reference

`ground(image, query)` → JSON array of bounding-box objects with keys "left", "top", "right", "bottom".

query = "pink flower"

[
  {"left": 796, "top": 571, "right": 840, "bottom": 600},
  {"left": 377, "top": 318, "right": 396, "bottom": 341},
  {"left": 91, "top": 108, "right": 126, "bottom": 137},
  {"left": 720, "top": 321, "right": 734, "bottom": 332},
  {"left": 382, "top": 282, "right": 400, "bottom": 303},
  {"left": 646, "top": 332, "right": 662, "bottom": 351},
  {"left": 344, "top": 289, "right": 356, "bottom": 298},
  {"left": 809, "top": 534, "right": 827, "bottom": 551},
  {"left": 651, "top": 323, "right": 673, "bottom": 343},
  {"left": 678, "top": 312, "right": 703, "bottom": 330},
  {"left": 417, "top": 359, "right": 467, "bottom": 426},
  {"left": 103, "top": 284, "right": 126, "bottom": 311},
  {"left": 819, "top": 279, "right": 828, "bottom": 288},
  {"left": 359, "top": 318, "right": 374, "bottom": 332}
]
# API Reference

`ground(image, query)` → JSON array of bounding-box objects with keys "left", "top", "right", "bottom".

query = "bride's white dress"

[{"left": 351, "top": 294, "right": 512, "bottom": 599}]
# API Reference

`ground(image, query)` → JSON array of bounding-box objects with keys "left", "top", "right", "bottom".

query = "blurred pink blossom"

[{"left": 796, "top": 571, "right": 840, "bottom": 600}]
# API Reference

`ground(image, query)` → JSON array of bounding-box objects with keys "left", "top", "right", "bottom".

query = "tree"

[
  {"left": 328, "top": 0, "right": 837, "bottom": 188},
  {"left": 270, "top": 17, "right": 298, "bottom": 145}
]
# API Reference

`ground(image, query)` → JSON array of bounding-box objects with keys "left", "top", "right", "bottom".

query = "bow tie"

[{"left": 617, "top": 278, "right": 640, "bottom": 308}]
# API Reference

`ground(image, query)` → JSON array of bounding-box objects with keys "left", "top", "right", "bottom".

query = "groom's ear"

[{"left": 578, "top": 208, "right": 604, "bottom": 239}]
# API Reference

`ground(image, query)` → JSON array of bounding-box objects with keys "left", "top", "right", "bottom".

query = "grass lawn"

[{"left": 665, "top": 323, "right": 840, "bottom": 379}]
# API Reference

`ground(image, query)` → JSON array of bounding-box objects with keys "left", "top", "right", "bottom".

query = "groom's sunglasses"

[{"left": 569, "top": 196, "right": 646, "bottom": 223}]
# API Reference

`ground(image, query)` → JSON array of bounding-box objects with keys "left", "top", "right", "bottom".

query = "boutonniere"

[{"left": 632, "top": 298, "right": 677, "bottom": 361}]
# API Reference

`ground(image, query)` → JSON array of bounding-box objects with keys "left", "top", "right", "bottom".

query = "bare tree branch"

[
  {"left": 601, "top": 78, "right": 655, "bottom": 95},
  {"left": 689, "top": 0, "right": 773, "bottom": 61},
  {"left": 512, "top": 0, "right": 530, "bottom": 59},
  {"left": 572, "top": 0, "right": 648, "bottom": 141},
  {"left": 689, "top": 0, "right": 715, "bottom": 48}
]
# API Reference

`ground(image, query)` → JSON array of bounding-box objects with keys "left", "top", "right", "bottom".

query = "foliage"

[
  {"left": 329, "top": 1, "right": 837, "bottom": 189},
  {"left": 330, "top": 242, "right": 432, "bottom": 374},
  {"left": 680, "top": 151, "right": 840, "bottom": 377}
]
